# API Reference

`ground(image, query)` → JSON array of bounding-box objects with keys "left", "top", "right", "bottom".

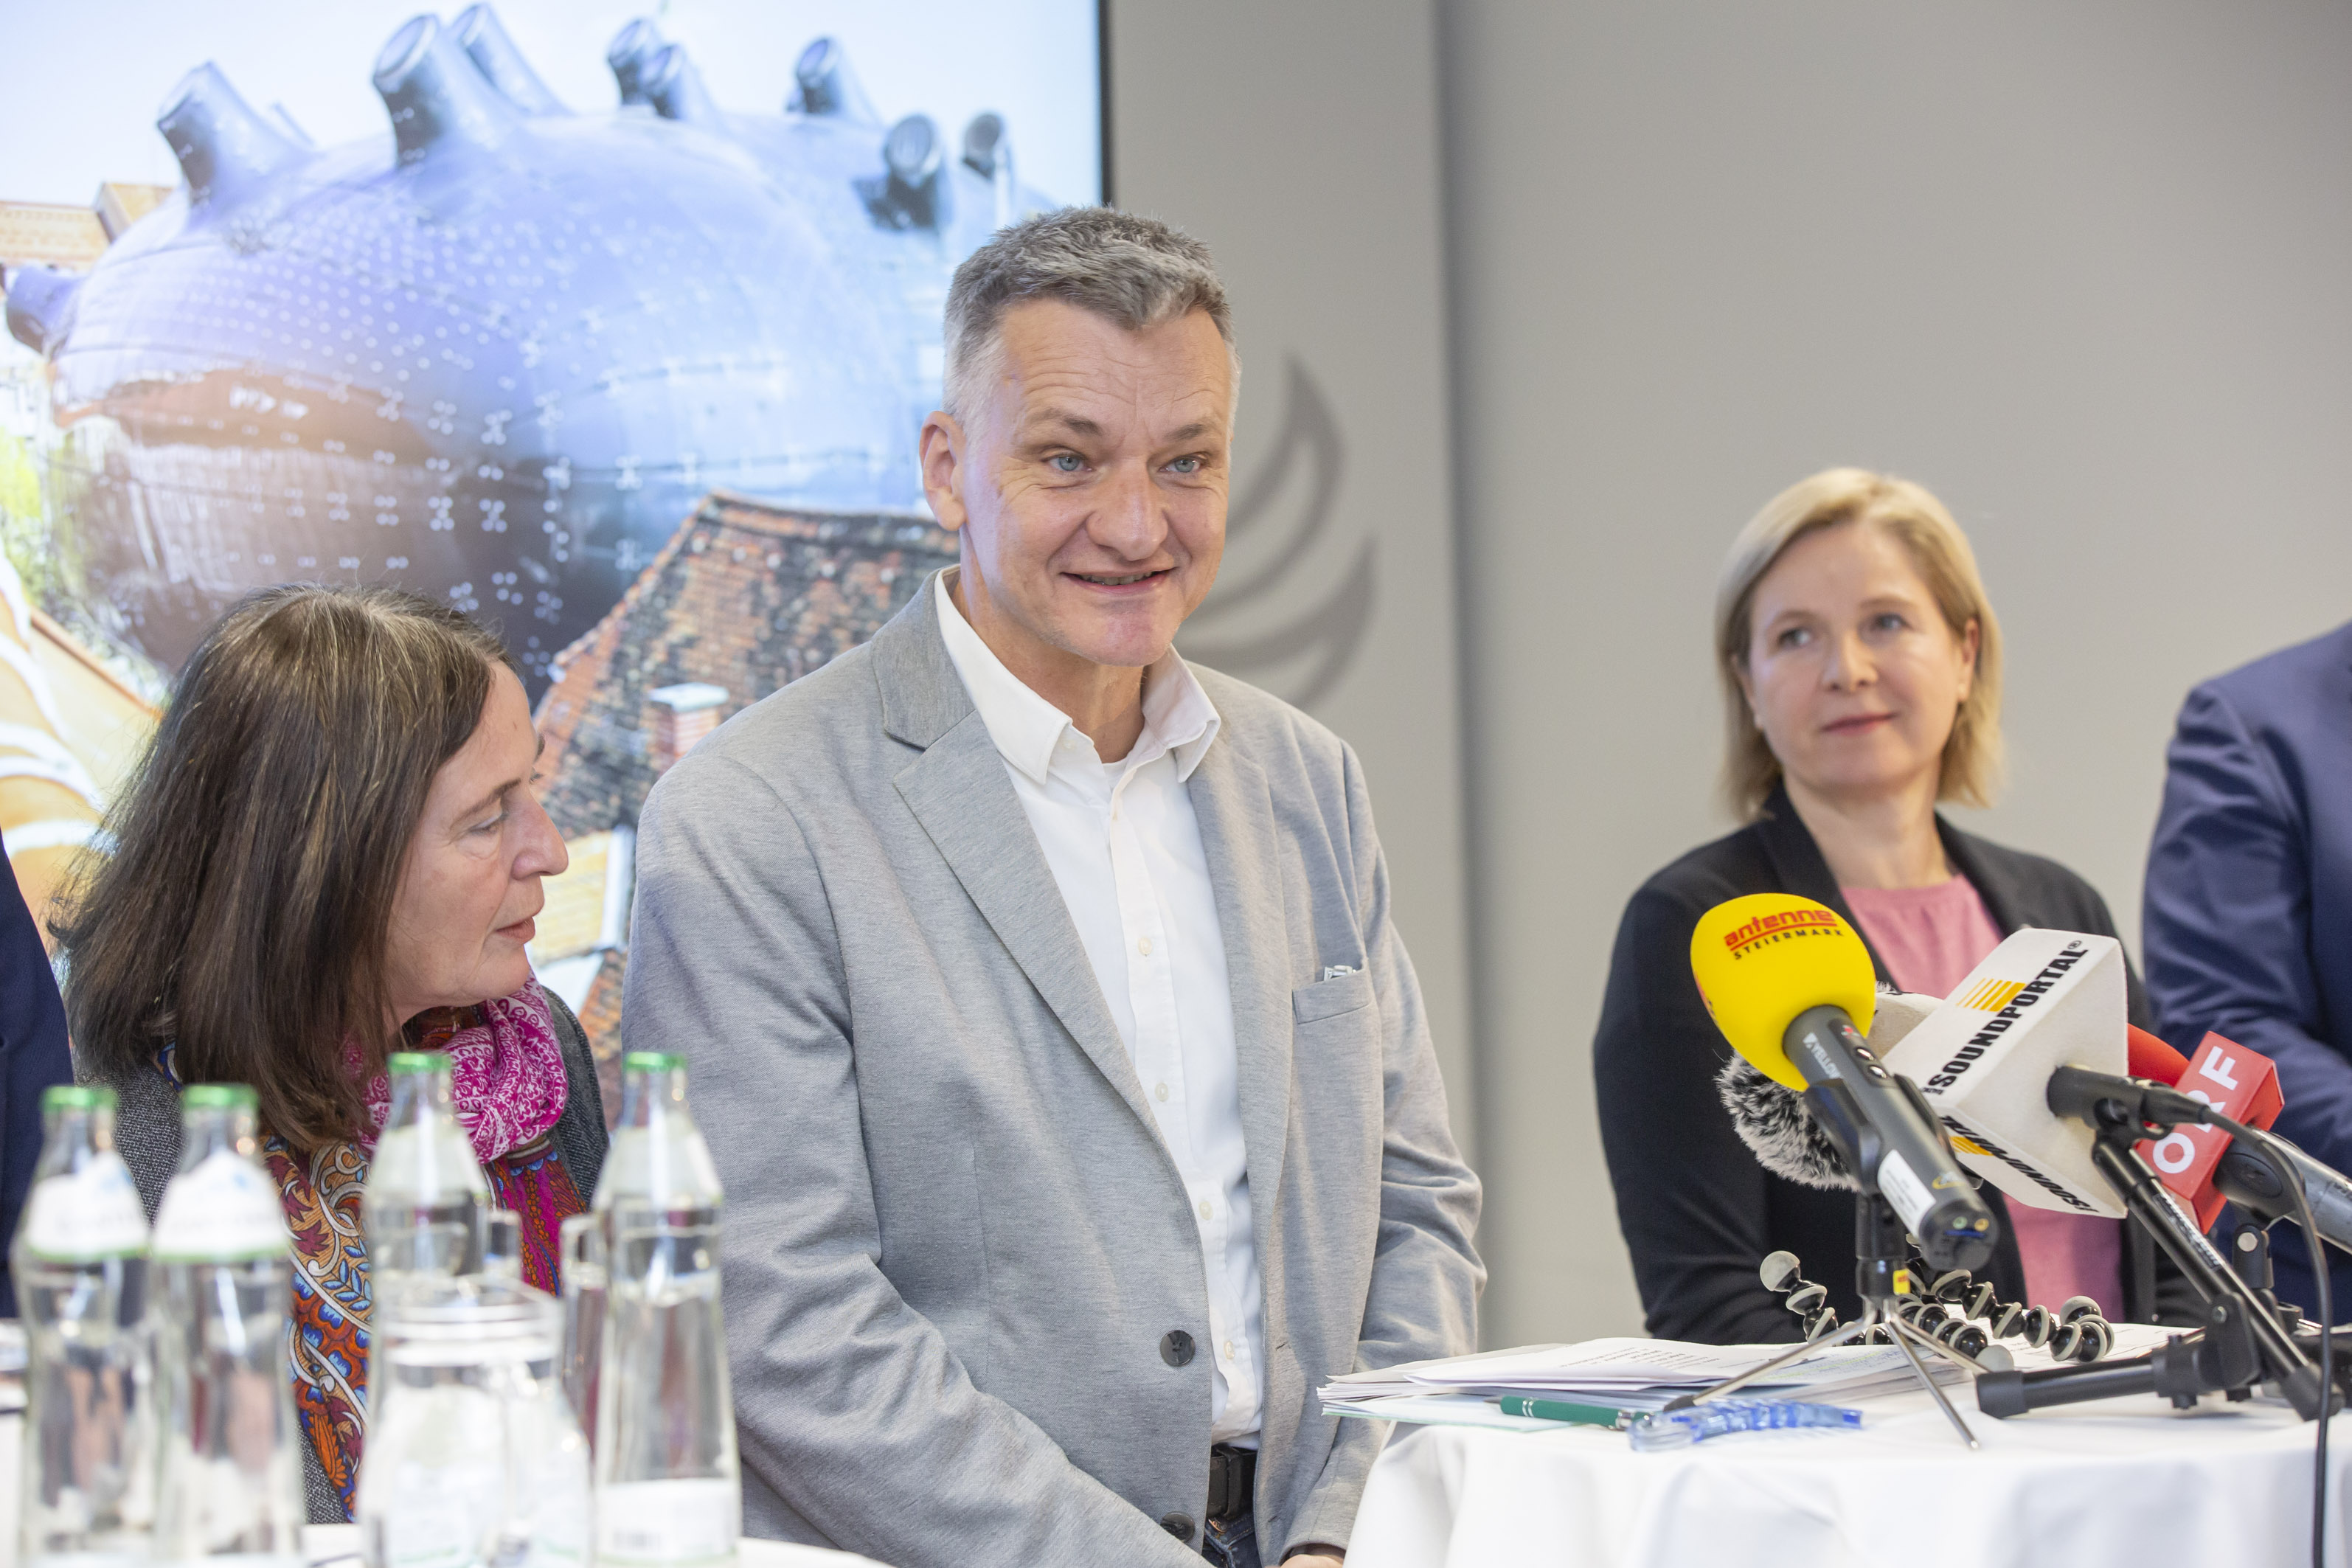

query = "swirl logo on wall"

[{"left": 1181, "top": 357, "right": 1374, "bottom": 710}]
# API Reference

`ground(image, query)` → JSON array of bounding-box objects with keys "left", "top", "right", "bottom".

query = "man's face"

[{"left": 923, "top": 299, "right": 1233, "bottom": 671}]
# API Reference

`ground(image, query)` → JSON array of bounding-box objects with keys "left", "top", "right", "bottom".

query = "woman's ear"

[
  {"left": 1956, "top": 617, "right": 1980, "bottom": 704},
  {"left": 1732, "top": 655, "right": 1760, "bottom": 724}
]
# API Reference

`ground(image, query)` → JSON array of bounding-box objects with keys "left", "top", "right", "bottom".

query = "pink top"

[{"left": 1842, "top": 876, "right": 2125, "bottom": 1318}]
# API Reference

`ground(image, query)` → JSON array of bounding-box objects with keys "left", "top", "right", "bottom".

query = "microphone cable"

[{"left": 2202, "top": 1108, "right": 2332, "bottom": 1568}]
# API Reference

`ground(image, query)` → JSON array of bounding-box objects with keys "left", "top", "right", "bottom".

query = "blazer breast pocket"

[
  {"left": 1292, "top": 967, "right": 1375, "bottom": 1026},
  {"left": 1289, "top": 968, "right": 1383, "bottom": 1168}
]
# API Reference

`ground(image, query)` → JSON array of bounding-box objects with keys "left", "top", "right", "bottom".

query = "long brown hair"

[{"left": 57, "top": 586, "right": 515, "bottom": 1154}]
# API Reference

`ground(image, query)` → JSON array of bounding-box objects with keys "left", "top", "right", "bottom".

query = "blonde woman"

[{"left": 1592, "top": 468, "right": 2196, "bottom": 1344}]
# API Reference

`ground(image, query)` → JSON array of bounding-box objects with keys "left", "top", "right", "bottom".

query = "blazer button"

[
  {"left": 1160, "top": 1512, "right": 1195, "bottom": 1541},
  {"left": 1160, "top": 1330, "right": 1196, "bottom": 1367}
]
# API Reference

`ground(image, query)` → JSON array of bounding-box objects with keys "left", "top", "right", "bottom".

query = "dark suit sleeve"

[
  {"left": 1593, "top": 881, "right": 1795, "bottom": 1345},
  {"left": 1, "top": 861, "right": 74, "bottom": 1318},
  {"left": 2143, "top": 687, "right": 2352, "bottom": 1175}
]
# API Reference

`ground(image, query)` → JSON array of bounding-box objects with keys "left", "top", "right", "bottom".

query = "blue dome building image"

[{"left": 2, "top": 6, "right": 1056, "bottom": 685}]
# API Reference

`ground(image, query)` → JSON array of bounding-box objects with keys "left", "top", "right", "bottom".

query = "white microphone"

[{"left": 1877, "top": 929, "right": 2131, "bottom": 1218}]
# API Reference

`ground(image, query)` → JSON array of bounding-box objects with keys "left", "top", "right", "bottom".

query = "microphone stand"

[
  {"left": 1974, "top": 1080, "right": 2330, "bottom": 1420},
  {"left": 1666, "top": 1192, "right": 2004, "bottom": 1449}
]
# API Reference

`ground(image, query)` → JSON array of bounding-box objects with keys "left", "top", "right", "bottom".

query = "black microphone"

[
  {"left": 2215, "top": 1134, "right": 2352, "bottom": 1255},
  {"left": 1690, "top": 897, "right": 1996, "bottom": 1272},
  {"left": 2125, "top": 1030, "right": 2352, "bottom": 1258},
  {"left": 1713, "top": 990, "right": 1943, "bottom": 1192}
]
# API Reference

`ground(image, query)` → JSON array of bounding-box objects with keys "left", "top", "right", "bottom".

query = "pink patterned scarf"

[{"left": 358, "top": 981, "right": 571, "bottom": 1162}]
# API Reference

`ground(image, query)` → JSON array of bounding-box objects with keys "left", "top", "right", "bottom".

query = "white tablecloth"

[{"left": 1348, "top": 1378, "right": 2352, "bottom": 1568}]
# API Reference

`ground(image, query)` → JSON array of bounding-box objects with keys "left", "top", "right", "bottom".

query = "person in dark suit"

[
  {"left": 1, "top": 858, "right": 74, "bottom": 1318},
  {"left": 1595, "top": 468, "right": 2195, "bottom": 1345},
  {"left": 2143, "top": 620, "right": 2352, "bottom": 1317}
]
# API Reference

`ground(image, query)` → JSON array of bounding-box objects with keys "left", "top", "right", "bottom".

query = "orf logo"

[{"left": 2133, "top": 1031, "right": 2284, "bottom": 1231}]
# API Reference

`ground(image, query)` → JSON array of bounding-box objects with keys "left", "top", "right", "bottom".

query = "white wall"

[
  {"left": 1114, "top": 0, "right": 2352, "bottom": 1353},
  {"left": 1109, "top": 1, "right": 1477, "bottom": 1153},
  {"left": 1444, "top": 0, "right": 2352, "bottom": 1345}
]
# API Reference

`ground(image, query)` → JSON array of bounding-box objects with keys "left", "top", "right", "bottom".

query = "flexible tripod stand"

[{"left": 1665, "top": 1193, "right": 2005, "bottom": 1448}]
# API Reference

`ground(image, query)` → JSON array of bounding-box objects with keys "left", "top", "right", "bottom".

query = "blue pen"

[{"left": 1627, "top": 1398, "right": 1862, "bottom": 1451}]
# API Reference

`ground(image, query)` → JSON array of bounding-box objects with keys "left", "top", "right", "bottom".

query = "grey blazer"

[
  {"left": 89, "top": 990, "right": 608, "bottom": 1523},
  {"left": 622, "top": 579, "right": 1483, "bottom": 1568}
]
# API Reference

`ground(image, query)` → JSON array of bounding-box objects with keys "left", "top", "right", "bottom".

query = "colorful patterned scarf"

[
  {"left": 160, "top": 981, "right": 586, "bottom": 1520},
  {"left": 359, "top": 983, "right": 572, "bottom": 1163}
]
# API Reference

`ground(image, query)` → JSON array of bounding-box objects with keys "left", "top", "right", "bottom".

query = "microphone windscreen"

[
  {"left": 1879, "top": 929, "right": 2130, "bottom": 1218},
  {"left": 1690, "top": 894, "right": 1879, "bottom": 1090},
  {"left": 1716, "top": 1055, "right": 1859, "bottom": 1190},
  {"left": 2127, "top": 1025, "right": 2191, "bottom": 1085}
]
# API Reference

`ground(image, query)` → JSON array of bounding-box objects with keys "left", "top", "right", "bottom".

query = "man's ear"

[{"left": 920, "top": 411, "right": 968, "bottom": 533}]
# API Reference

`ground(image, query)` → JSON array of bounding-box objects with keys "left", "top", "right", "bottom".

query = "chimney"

[{"left": 647, "top": 682, "right": 727, "bottom": 773}]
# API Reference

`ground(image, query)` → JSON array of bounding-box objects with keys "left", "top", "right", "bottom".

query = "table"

[
  {"left": 1, "top": 1414, "right": 882, "bottom": 1568},
  {"left": 300, "top": 1524, "right": 881, "bottom": 1567},
  {"left": 1347, "top": 1377, "right": 2352, "bottom": 1567}
]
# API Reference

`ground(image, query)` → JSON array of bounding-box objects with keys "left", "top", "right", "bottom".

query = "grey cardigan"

[
  {"left": 621, "top": 577, "right": 1485, "bottom": 1567},
  {"left": 87, "top": 988, "right": 607, "bottom": 1522}
]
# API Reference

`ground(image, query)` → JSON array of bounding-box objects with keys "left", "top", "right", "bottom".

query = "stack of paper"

[
  {"left": 1320, "top": 1337, "right": 1971, "bottom": 1434},
  {"left": 1320, "top": 1325, "right": 2181, "bottom": 1434}
]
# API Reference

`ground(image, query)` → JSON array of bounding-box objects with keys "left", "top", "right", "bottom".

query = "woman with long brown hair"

[{"left": 59, "top": 585, "right": 603, "bottom": 1522}]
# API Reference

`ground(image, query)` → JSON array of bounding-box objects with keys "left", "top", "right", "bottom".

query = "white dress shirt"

[{"left": 934, "top": 569, "right": 1265, "bottom": 1445}]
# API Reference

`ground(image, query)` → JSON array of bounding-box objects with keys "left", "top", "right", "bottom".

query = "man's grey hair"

[{"left": 942, "top": 206, "right": 1236, "bottom": 425}]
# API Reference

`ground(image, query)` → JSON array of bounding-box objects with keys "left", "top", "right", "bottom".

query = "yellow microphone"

[
  {"left": 1690, "top": 894, "right": 1880, "bottom": 1091},
  {"left": 1691, "top": 893, "right": 1997, "bottom": 1271}
]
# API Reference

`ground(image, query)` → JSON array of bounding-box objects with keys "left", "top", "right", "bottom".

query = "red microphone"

[{"left": 2127, "top": 1026, "right": 2284, "bottom": 1230}]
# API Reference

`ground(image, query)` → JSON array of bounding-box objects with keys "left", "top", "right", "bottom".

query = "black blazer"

[{"left": 1594, "top": 783, "right": 2199, "bottom": 1344}]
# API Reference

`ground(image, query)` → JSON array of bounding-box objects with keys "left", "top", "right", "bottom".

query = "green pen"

[{"left": 1494, "top": 1395, "right": 1632, "bottom": 1429}]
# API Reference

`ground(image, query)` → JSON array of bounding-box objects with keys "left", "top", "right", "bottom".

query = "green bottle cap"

[
  {"left": 388, "top": 1050, "right": 451, "bottom": 1075},
  {"left": 622, "top": 1051, "right": 686, "bottom": 1072},
  {"left": 184, "top": 1083, "right": 260, "bottom": 1109},
  {"left": 41, "top": 1084, "right": 117, "bottom": 1112}
]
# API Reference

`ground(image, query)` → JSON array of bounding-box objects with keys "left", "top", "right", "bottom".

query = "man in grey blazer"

[{"left": 622, "top": 207, "right": 1482, "bottom": 1568}]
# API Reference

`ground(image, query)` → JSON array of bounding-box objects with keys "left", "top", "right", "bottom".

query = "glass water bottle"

[
  {"left": 592, "top": 1052, "right": 740, "bottom": 1567},
  {"left": 12, "top": 1084, "right": 153, "bottom": 1568},
  {"left": 362, "top": 1051, "right": 490, "bottom": 1302},
  {"left": 150, "top": 1083, "right": 305, "bottom": 1568}
]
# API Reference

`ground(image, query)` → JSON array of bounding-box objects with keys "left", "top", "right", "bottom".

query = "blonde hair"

[{"left": 1713, "top": 468, "right": 2003, "bottom": 819}]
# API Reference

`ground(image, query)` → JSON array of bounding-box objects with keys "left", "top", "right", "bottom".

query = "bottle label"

[
  {"left": 597, "top": 1125, "right": 726, "bottom": 1208},
  {"left": 595, "top": 1479, "right": 740, "bottom": 1566},
  {"left": 369, "top": 1120, "right": 491, "bottom": 1201},
  {"left": 19, "top": 1153, "right": 148, "bottom": 1260},
  {"left": 154, "top": 1148, "right": 289, "bottom": 1260}
]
